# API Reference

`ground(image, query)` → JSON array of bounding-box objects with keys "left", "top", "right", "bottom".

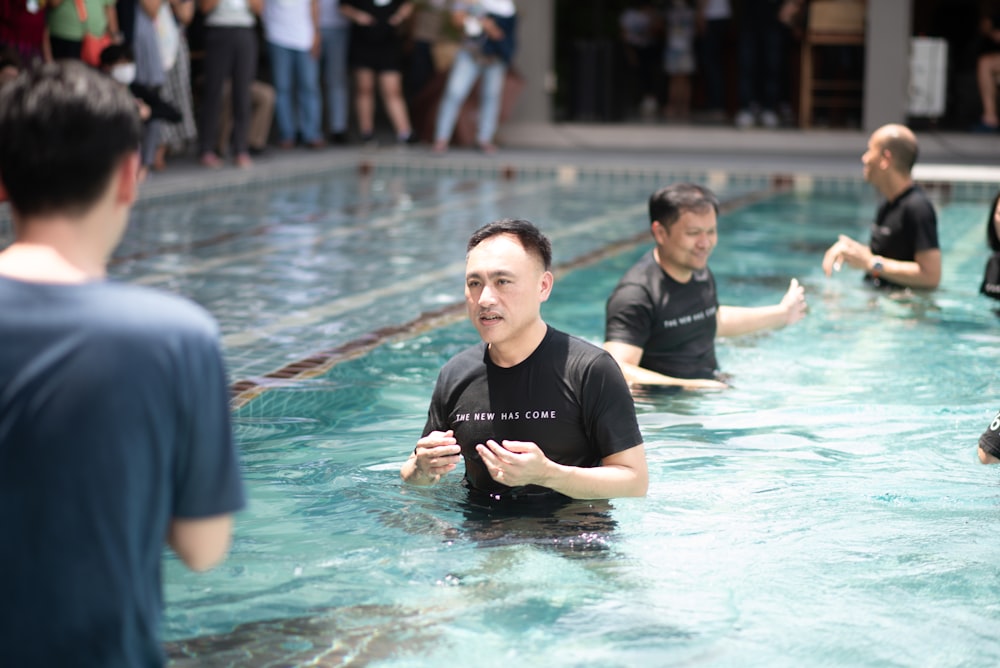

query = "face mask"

[{"left": 111, "top": 63, "right": 136, "bottom": 85}]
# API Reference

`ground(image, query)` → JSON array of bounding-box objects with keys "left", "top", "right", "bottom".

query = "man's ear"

[
  {"left": 115, "top": 152, "right": 142, "bottom": 206},
  {"left": 651, "top": 220, "right": 667, "bottom": 243},
  {"left": 539, "top": 270, "right": 554, "bottom": 303}
]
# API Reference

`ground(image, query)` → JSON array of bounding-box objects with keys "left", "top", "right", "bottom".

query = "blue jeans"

[
  {"left": 268, "top": 42, "right": 322, "bottom": 144},
  {"left": 434, "top": 48, "right": 507, "bottom": 146},
  {"left": 320, "top": 25, "right": 350, "bottom": 134}
]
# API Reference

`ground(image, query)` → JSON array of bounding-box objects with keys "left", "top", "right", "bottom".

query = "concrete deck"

[{"left": 122, "top": 122, "right": 1000, "bottom": 209}]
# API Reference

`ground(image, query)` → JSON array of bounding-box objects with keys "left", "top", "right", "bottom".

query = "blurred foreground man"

[{"left": 0, "top": 61, "right": 245, "bottom": 667}]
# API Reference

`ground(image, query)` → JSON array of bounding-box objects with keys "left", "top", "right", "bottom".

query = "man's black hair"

[
  {"left": 648, "top": 182, "right": 720, "bottom": 230},
  {"left": 467, "top": 218, "right": 553, "bottom": 271},
  {"left": 0, "top": 60, "right": 141, "bottom": 218}
]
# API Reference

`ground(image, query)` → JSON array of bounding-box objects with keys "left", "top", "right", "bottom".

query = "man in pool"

[
  {"left": 821, "top": 123, "right": 941, "bottom": 290},
  {"left": 977, "top": 410, "right": 1000, "bottom": 464},
  {"left": 603, "top": 182, "right": 808, "bottom": 390},
  {"left": 401, "top": 219, "right": 648, "bottom": 502},
  {"left": 0, "top": 61, "right": 245, "bottom": 667}
]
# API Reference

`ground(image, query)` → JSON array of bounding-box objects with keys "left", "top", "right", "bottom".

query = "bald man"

[{"left": 822, "top": 124, "right": 941, "bottom": 290}]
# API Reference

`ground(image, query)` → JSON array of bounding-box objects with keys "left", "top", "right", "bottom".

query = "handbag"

[
  {"left": 74, "top": 0, "right": 111, "bottom": 67},
  {"left": 980, "top": 252, "right": 1000, "bottom": 300}
]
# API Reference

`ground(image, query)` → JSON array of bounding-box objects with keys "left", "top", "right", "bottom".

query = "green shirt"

[{"left": 47, "top": 0, "right": 115, "bottom": 40}]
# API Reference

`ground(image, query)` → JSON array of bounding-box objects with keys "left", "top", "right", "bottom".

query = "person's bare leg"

[
  {"left": 354, "top": 68, "right": 376, "bottom": 137},
  {"left": 379, "top": 70, "right": 412, "bottom": 138},
  {"left": 977, "top": 54, "right": 1000, "bottom": 127}
]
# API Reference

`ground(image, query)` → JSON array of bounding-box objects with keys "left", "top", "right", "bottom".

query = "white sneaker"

[
  {"left": 734, "top": 109, "right": 755, "bottom": 129},
  {"left": 760, "top": 109, "right": 780, "bottom": 128}
]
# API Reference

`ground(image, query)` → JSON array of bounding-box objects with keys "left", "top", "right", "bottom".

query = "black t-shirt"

[
  {"left": 979, "top": 410, "right": 1000, "bottom": 460},
  {"left": 868, "top": 185, "right": 939, "bottom": 287},
  {"left": 605, "top": 250, "right": 719, "bottom": 379},
  {"left": 424, "top": 326, "right": 644, "bottom": 496},
  {"left": 342, "top": 0, "right": 407, "bottom": 42}
]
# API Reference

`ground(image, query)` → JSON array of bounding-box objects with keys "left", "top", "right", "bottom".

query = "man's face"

[
  {"left": 653, "top": 208, "right": 718, "bottom": 280},
  {"left": 861, "top": 131, "right": 888, "bottom": 184},
  {"left": 465, "top": 233, "right": 551, "bottom": 348}
]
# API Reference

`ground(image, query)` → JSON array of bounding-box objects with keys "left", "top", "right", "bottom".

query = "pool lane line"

[
  {"left": 221, "top": 176, "right": 793, "bottom": 354},
  {"left": 227, "top": 183, "right": 789, "bottom": 409},
  {"left": 122, "top": 178, "right": 555, "bottom": 288}
]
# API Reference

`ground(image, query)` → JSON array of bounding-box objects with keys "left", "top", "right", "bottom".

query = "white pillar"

[
  {"left": 863, "top": 0, "right": 912, "bottom": 132},
  {"left": 509, "top": 0, "right": 554, "bottom": 123}
]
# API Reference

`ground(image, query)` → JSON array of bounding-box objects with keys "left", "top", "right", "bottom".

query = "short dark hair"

[
  {"left": 648, "top": 182, "right": 719, "bottom": 229},
  {"left": 467, "top": 218, "right": 553, "bottom": 271},
  {"left": 0, "top": 60, "right": 141, "bottom": 218},
  {"left": 99, "top": 43, "right": 134, "bottom": 68}
]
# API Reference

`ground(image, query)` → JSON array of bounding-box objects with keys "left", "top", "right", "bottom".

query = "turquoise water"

[{"left": 110, "top": 171, "right": 1000, "bottom": 665}]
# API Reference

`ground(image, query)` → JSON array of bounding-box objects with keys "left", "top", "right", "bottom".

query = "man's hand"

[
  {"left": 779, "top": 278, "right": 807, "bottom": 325},
  {"left": 822, "top": 235, "right": 874, "bottom": 276},
  {"left": 476, "top": 439, "right": 549, "bottom": 487},
  {"left": 402, "top": 430, "right": 461, "bottom": 485}
]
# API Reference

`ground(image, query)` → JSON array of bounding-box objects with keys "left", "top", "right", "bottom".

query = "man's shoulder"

[
  {"left": 439, "top": 341, "right": 487, "bottom": 375},
  {"left": 96, "top": 282, "right": 220, "bottom": 339},
  {"left": 617, "top": 250, "right": 659, "bottom": 284}
]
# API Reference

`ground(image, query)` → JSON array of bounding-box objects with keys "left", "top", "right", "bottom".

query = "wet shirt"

[
  {"left": 867, "top": 185, "right": 939, "bottom": 287},
  {"left": 605, "top": 249, "right": 719, "bottom": 380},
  {"left": 424, "top": 326, "right": 643, "bottom": 496}
]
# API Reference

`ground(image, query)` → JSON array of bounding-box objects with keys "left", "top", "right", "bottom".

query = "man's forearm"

[{"left": 538, "top": 461, "right": 647, "bottom": 499}]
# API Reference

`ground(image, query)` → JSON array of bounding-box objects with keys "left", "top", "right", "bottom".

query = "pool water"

[{"left": 82, "top": 168, "right": 1000, "bottom": 665}]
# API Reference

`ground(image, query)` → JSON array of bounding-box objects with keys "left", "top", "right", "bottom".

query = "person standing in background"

[
  {"left": 431, "top": 0, "right": 517, "bottom": 154},
  {"left": 339, "top": 0, "right": 415, "bottom": 145},
  {"left": 263, "top": 0, "right": 324, "bottom": 148},
  {"left": 154, "top": 0, "right": 199, "bottom": 170},
  {"left": 695, "top": 0, "right": 730, "bottom": 122},
  {"left": 197, "top": 0, "right": 262, "bottom": 168}
]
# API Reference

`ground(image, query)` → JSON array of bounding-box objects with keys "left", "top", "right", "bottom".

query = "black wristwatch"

[{"left": 870, "top": 258, "right": 884, "bottom": 278}]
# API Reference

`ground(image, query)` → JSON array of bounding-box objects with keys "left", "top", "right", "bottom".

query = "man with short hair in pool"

[
  {"left": 401, "top": 219, "right": 648, "bottom": 502},
  {"left": 822, "top": 123, "right": 941, "bottom": 290},
  {"left": 603, "top": 182, "right": 808, "bottom": 390},
  {"left": 0, "top": 61, "right": 245, "bottom": 667}
]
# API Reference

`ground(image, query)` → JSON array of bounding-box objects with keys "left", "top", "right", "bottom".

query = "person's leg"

[
  {"left": 700, "top": 18, "right": 728, "bottom": 113},
  {"left": 230, "top": 26, "right": 258, "bottom": 162},
  {"left": 329, "top": 25, "right": 351, "bottom": 136},
  {"left": 268, "top": 41, "right": 296, "bottom": 145},
  {"left": 199, "top": 27, "right": 235, "bottom": 164},
  {"left": 476, "top": 59, "right": 507, "bottom": 149},
  {"left": 216, "top": 79, "right": 234, "bottom": 156},
  {"left": 978, "top": 53, "right": 1000, "bottom": 127},
  {"left": 378, "top": 69, "right": 413, "bottom": 139},
  {"left": 433, "top": 49, "right": 479, "bottom": 149},
  {"left": 247, "top": 81, "right": 275, "bottom": 151},
  {"left": 760, "top": 17, "right": 787, "bottom": 117},
  {"left": 295, "top": 47, "right": 323, "bottom": 144},
  {"left": 354, "top": 67, "right": 376, "bottom": 138}
]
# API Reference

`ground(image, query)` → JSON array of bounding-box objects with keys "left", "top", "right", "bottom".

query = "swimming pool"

[{"left": 12, "top": 163, "right": 1000, "bottom": 665}]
